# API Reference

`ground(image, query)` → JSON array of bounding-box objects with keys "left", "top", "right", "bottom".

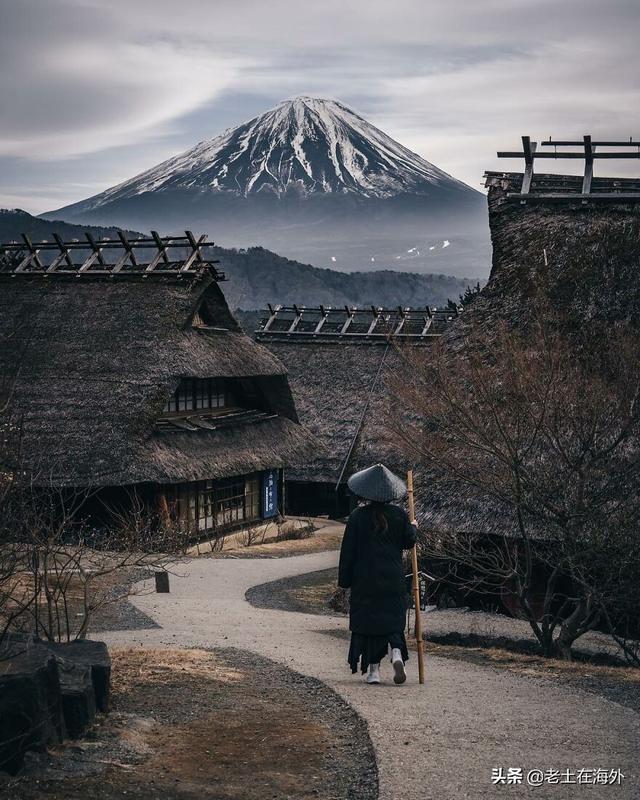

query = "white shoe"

[
  {"left": 391, "top": 651, "right": 407, "bottom": 685},
  {"left": 366, "top": 664, "right": 380, "bottom": 684}
]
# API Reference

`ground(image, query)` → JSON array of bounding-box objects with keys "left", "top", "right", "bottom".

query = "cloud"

[
  {"left": 0, "top": 1, "right": 248, "bottom": 159},
  {"left": 0, "top": 0, "right": 638, "bottom": 208},
  {"left": 373, "top": 35, "right": 640, "bottom": 185}
]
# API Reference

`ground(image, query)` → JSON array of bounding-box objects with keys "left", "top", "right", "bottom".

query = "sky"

[{"left": 1, "top": 0, "right": 639, "bottom": 213}]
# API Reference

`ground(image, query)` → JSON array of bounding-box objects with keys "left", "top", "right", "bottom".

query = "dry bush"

[
  {"left": 387, "top": 320, "right": 640, "bottom": 662},
  {"left": 275, "top": 519, "right": 316, "bottom": 542},
  {"left": 1, "top": 486, "right": 189, "bottom": 644},
  {"left": 237, "top": 523, "right": 269, "bottom": 548}
]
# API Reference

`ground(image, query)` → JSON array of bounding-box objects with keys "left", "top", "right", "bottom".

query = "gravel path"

[{"left": 97, "top": 550, "right": 640, "bottom": 800}]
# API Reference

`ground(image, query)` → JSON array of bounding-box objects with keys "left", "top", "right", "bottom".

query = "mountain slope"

[
  {"left": 45, "top": 98, "right": 490, "bottom": 277},
  {"left": 1, "top": 209, "right": 474, "bottom": 309}
]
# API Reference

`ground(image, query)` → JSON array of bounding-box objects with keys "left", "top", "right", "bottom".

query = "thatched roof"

[
  {"left": 473, "top": 172, "right": 640, "bottom": 334},
  {"left": 0, "top": 270, "right": 312, "bottom": 487},
  {"left": 259, "top": 304, "right": 464, "bottom": 487},
  {"left": 413, "top": 172, "right": 640, "bottom": 536},
  {"left": 264, "top": 340, "right": 423, "bottom": 485}
]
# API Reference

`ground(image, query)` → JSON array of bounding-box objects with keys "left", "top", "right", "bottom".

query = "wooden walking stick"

[{"left": 407, "top": 470, "right": 425, "bottom": 685}]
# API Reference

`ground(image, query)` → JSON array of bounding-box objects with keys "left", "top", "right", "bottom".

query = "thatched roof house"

[
  {"left": 476, "top": 170, "right": 640, "bottom": 331},
  {"left": 415, "top": 163, "right": 640, "bottom": 535},
  {"left": 0, "top": 233, "right": 313, "bottom": 533},
  {"left": 256, "top": 305, "right": 461, "bottom": 516}
]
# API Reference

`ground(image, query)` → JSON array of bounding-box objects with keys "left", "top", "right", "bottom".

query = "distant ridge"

[{"left": 0, "top": 209, "right": 475, "bottom": 309}]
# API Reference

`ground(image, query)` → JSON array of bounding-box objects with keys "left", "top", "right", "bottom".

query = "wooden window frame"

[
  {"left": 163, "top": 377, "right": 231, "bottom": 415},
  {"left": 169, "top": 473, "right": 264, "bottom": 534}
]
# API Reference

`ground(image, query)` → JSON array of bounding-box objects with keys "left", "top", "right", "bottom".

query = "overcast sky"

[{"left": 1, "top": 0, "right": 639, "bottom": 213}]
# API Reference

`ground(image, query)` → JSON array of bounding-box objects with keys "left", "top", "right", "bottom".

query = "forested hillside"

[{"left": 0, "top": 210, "right": 475, "bottom": 310}]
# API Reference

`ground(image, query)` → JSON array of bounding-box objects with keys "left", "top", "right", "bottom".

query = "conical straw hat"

[{"left": 347, "top": 463, "right": 407, "bottom": 503}]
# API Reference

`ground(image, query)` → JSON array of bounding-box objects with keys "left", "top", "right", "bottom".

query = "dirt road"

[{"left": 99, "top": 550, "right": 640, "bottom": 799}]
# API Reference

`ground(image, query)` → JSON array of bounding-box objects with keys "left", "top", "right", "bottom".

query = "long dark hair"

[{"left": 370, "top": 501, "right": 388, "bottom": 535}]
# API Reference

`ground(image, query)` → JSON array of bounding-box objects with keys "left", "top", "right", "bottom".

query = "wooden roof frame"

[
  {"left": 0, "top": 230, "right": 225, "bottom": 279},
  {"left": 256, "top": 304, "right": 461, "bottom": 342},
  {"left": 496, "top": 136, "right": 640, "bottom": 202}
]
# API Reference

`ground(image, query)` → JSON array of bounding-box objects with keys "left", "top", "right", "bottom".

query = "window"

[
  {"left": 164, "top": 378, "right": 231, "bottom": 414},
  {"left": 170, "top": 473, "right": 264, "bottom": 533}
]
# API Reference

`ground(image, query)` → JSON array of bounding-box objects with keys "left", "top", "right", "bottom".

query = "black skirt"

[{"left": 348, "top": 631, "right": 409, "bottom": 674}]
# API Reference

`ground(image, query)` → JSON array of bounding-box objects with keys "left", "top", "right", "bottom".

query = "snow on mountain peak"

[{"left": 86, "top": 97, "right": 472, "bottom": 207}]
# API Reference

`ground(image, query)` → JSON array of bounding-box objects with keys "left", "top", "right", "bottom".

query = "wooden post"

[
  {"left": 407, "top": 470, "right": 425, "bottom": 685},
  {"left": 155, "top": 571, "right": 170, "bottom": 593}
]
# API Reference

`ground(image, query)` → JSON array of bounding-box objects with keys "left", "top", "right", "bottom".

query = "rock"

[
  {"left": 0, "top": 636, "right": 111, "bottom": 770},
  {"left": 44, "top": 640, "right": 111, "bottom": 712},
  {"left": 0, "top": 644, "right": 64, "bottom": 775},
  {"left": 56, "top": 657, "right": 96, "bottom": 739}
]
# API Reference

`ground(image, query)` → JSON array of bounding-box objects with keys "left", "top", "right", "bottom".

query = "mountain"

[
  {"left": 45, "top": 98, "right": 490, "bottom": 277},
  {"left": 0, "top": 209, "right": 475, "bottom": 310},
  {"left": 56, "top": 97, "right": 474, "bottom": 203}
]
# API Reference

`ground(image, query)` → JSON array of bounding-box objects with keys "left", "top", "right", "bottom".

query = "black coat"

[{"left": 338, "top": 503, "right": 417, "bottom": 636}]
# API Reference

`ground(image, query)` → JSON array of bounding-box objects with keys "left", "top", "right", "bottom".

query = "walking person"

[{"left": 338, "top": 464, "right": 418, "bottom": 684}]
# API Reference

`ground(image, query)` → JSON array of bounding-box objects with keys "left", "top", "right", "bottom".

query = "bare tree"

[
  {"left": 1, "top": 476, "right": 189, "bottom": 645},
  {"left": 387, "top": 321, "right": 640, "bottom": 660}
]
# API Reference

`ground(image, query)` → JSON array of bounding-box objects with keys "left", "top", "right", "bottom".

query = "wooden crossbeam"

[
  {"left": 151, "top": 231, "right": 170, "bottom": 263},
  {"left": 582, "top": 135, "right": 594, "bottom": 195},
  {"left": 366, "top": 307, "right": 381, "bottom": 335},
  {"left": 420, "top": 316, "right": 433, "bottom": 336},
  {"left": 146, "top": 230, "right": 171, "bottom": 272},
  {"left": 0, "top": 230, "right": 223, "bottom": 278},
  {"left": 340, "top": 307, "right": 355, "bottom": 335},
  {"left": 521, "top": 136, "right": 537, "bottom": 194},
  {"left": 498, "top": 150, "right": 640, "bottom": 159},
  {"left": 314, "top": 307, "right": 329, "bottom": 334},
  {"left": 47, "top": 233, "right": 74, "bottom": 272},
  {"left": 180, "top": 233, "right": 208, "bottom": 273},
  {"left": 496, "top": 135, "right": 640, "bottom": 201},
  {"left": 255, "top": 305, "right": 460, "bottom": 341},
  {"left": 262, "top": 304, "right": 281, "bottom": 332},
  {"left": 542, "top": 138, "right": 639, "bottom": 147},
  {"left": 21, "top": 234, "right": 44, "bottom": 271},
  {"left": 85, "top": 232, "right": 106, "bottom": 268},
  {"left": 117, "top": 231, "right": 138, "bottom": 267},
  {"left": 288, "top": 305, "right": 303, "bottom": 333}
]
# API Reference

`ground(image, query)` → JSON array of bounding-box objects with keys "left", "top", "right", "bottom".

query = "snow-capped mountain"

[
  {"left": 46, "top": 98, "right": 489, "bottom": 276},
  {"left": 69, "top": 97, "right": 473, "bottom": 206}
]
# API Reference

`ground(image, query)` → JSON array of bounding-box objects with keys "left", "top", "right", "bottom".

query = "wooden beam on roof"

[
  {"left": 111, "top": 246, "right": 133, "bottom": 273},
  {"left": 14, "top": 250, "right": 34, "bottom": 273},
  {"left": 84, "top": 232, "right": 106, "bottom": 269},
  {"left": 21, "top": 234, "right": 44, "bottom": 270},
  {"left": 340, "top": 306, "right": 355, "bottom": 335},
  {"left": 117, "top": 231, "right": 138, "bottom": 268},
  {"left": 507, "top": 193, "right": 640, "bottom": 201},
  {"left": 542, "top": 138, "right": 640, "bottom": 147},
  {"left": 582, "top": 135, "right": 594, "bottom": 196},
  {"left": 366, "top": 307, "right": 381, "bottom": 335},
  {"left": 288, "top": 305, "right": 304, "bottom": 333},
  {"left": 151, "top": 231, "right": 170, "bottom": 263},
  {"left": 314, "top": 306, "right": 328, "bottom": 334},
  {"left": 420, "top": 315, "right": 433, "bottom": 336},
  {"left": 498, "top": 151, "right": 639, "bottom": 159},
  {"left": 47, "top": 233, "right": 74, "bottom": 272},
  {"left": 180, "top": 233, "right": 208, "bottom": 272},
  {"left": 262, "top": 304, "right": 281, "bottom": 332},
  {"left": 146, "top": 230, "right": 171, "bottom": 272},
  {"left": 520, "top": 137, "right": 537, "bottom": 195}
]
